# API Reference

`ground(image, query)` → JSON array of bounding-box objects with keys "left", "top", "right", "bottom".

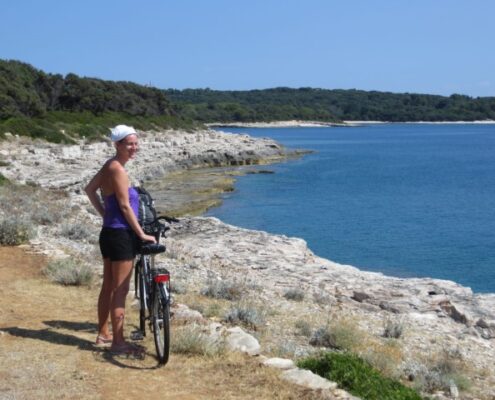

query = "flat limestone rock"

[
  {"left": 172, "top": 304, "right": 205, "bottom": 324},
  {"left": 225, "top": 326, "right": 261, "bottom": 356},
  {"left": 263, "top": 357, "right": 295, "bottom": 370},
  {"left": 281, "top": 368, "right": 337, "bottom": 390}
]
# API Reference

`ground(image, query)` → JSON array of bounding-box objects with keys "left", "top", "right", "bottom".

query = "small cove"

[{"left": 206, "top": 124, "right": 495, "bottom": 293}]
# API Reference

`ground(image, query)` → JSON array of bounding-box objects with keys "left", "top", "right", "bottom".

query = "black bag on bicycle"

[{"left": 135, "top": 186, "right": 159, "bottom": 234}]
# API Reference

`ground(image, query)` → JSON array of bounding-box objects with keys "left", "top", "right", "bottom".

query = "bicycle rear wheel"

[
  {"left": 152, "top": 283, "right": 170, "bottom": 365},
  {"left": 134, "top": 260, "right": 139, "bottom": 299}
]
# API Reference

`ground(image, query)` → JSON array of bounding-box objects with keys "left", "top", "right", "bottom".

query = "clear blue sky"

[{"left": 2, "top": 0, "right": 494, "bottom": 97}]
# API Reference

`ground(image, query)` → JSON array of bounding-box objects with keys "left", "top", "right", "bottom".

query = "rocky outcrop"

[
  {"left": 164, "top": 217, "right": 495, "bottom": 397},
  {"left": 0, "top": 128, "right": 290, "bottom": 191},
  {"left": 165, "top": 217, "right": 495, "bottom": 332}
]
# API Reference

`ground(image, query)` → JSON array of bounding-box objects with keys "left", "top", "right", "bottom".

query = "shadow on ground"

[{"left": 2, "top": 321, "right": 162, "bottom": 370}]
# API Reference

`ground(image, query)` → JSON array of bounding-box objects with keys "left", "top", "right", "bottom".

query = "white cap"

[{"left": 110, "top": 125, "right": 137, "bottom": 142}]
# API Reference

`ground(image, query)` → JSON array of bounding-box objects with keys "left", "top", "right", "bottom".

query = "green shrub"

[
  {"left": 43, "top": 259, "right": 94, "bottom": 286},
  {"left": 0, "top": 217, "right": 32, "bottom": 245},
  {"left": 0, "top": 173, "right": 10, "bottom": 186},
  {"left": 298, "top": 352, "right": 422, "bottom": 400}
]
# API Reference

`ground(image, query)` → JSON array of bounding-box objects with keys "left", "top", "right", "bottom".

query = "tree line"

[
  {"left": 165, "top": 87, "right": 495, "bottom": 122},
  {"left": 0, "top": 59, "right": 174, "bottom": 119},
  {"left": 0, "top": 59, "right": 194, "bottom": 142}
]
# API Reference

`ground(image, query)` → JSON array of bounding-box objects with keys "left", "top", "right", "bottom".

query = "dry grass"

[
  {"left": 0, "top": 247, "right": 326, "bottom": 400},
  {"left": 43, "top": 258, "right": 94, "bottom": 286},
  {"left": 200, "top": 278, "right": 246, "bottom": 301},
  {"left": 309, "top": 317, "right": 364, "bottom": 352},
  {"left": 171, "top": 324, "right": 225, "bottom": 356}
]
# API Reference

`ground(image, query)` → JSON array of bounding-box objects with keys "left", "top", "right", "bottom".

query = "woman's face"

[{"left": 117, "top": 134, "right": 139, "bottom": 159}]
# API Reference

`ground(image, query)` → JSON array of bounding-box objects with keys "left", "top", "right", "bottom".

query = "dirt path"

[{"left": 0, "top": 247, "right": 321, "bottom": 400}]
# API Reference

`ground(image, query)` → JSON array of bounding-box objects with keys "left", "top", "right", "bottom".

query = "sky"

[{"left": 1, "top": 0, "right": 494, "bottom": 97}]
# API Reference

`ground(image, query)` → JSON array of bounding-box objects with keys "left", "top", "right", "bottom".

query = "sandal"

[
  {"left": 109, "top": 343, "right": 145, "bottom": 359},
  {"left": 95, "top": 335, "right": 113, "bottom": 347}
]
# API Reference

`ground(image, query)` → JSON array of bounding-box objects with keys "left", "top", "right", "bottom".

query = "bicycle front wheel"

[{"left": 152, "top": 283, "right": 170, "bottom": 365}]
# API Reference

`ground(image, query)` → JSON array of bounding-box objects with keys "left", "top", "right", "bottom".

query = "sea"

[{"left": 207, "top": 123, "right": 495, "bottom": 293}]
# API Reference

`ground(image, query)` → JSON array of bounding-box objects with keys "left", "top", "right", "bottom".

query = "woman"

[{"left": 85, "top": 124, "right": 156, "bottom": 355}]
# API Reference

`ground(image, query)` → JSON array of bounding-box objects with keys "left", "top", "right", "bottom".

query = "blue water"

[{"left": 207, "top": 124, "right": 495, "bottom": 293}]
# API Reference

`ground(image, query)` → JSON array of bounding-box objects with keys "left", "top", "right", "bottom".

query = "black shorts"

[{"left": 99, "top": 228, "right": 138, "bottom": 261}]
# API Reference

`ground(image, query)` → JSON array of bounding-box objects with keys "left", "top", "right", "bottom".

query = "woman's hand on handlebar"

[{"left": 140, "top": 233, "right": 157, "bottom": 243}]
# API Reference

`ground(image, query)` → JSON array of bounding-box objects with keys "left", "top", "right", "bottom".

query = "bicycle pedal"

[{"left": 130, "top": 331, "right": 144, "bottom": 341}]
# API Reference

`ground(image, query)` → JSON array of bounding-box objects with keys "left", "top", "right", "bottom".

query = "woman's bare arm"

[{"left": 84, "top": 168, "right": 105, "bottom": 218}]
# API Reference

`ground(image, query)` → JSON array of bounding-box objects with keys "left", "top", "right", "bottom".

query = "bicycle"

[{"left": 134, "top": 215, "right": 178, "bottom": 365}]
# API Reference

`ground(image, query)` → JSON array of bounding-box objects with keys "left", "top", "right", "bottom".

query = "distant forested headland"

[
  {"left": 166, "top": 88, "right": 495, "bottom": 123},
  {"left": 1, "top": 59, "right": 494, "bottom": 142}
]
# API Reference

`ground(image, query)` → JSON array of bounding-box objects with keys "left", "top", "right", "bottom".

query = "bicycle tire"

[
  {"left": 152, "top": 283, "right": 170, "bottom": 365},
  {"left": 138, "top": 264, "right": 147, "bottom": 335},
  {"left": 134, "top": 260, "right": 139, "bottom": 299}
]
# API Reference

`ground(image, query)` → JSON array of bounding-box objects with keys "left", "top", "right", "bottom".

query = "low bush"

[
  {"left": 171, "top": 324, "right": 224, "bottom": 357},
  {"left": 363, "top": 340, "right": 404, "bottom": 379},
  {"left": 298, "top": 352, "right": 422, "bottom": 400},
  {"left": 203, "top": 303, "right": 222, "bottom": 318},
  {"left": 404, "top": 350, "right": 470, "bottom": 394},
  {"left": 224, "top": 303, "right": 265, "bottom": 330},
  {"left": 171, "top": 280, "right": 188, "bottom": 294},
  {"left": 294, "top": 319, "right": 312, "bottom": 337},
  {"left": 283, "top": 288, "right": 305, "bottom": 302},
  {"left": 0, "top": 217, "right": 32, "bottom": 245},
  {"left": 200, "top": 279, "right": 244, "bottom": 301},
  {"left": 60, "top": 223, "right": 93, "bottom": 241},
  {"left": 0, "top": 173, "right": 9, "bottom": 185},
  {"left": 43, "top": 259, "right": 94, "bottom": 286},
  {"left": 383, "top": 318, "right": 404, "bottom": 339},
  {"left": 313, "top": 290, "right": 333, "bottom": 306},
  {"left": 0, "top": 184, "right": 68, "bottom": 226},
  {"left": 309, "top": 319, "right": 361, "bottom": 351}
]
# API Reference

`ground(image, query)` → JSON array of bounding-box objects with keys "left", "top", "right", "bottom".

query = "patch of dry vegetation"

[{"left": 43, "top": 258, "right": 94, "bottom": 286}]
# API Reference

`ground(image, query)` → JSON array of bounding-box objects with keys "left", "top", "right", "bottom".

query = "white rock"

[
  {"left": 225, "top": 326, "right": 261, "bottom": 355},
  {"left": 281, "top": 368, "right": 337, "bottom": 390},
  {"left": 173, "top": 304, "right": 205, "bottom": 324},
  {"left": 263, "top": 357, "right": 295, "bottom": 370}
]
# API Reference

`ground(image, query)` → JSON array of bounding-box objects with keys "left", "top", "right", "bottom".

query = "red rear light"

[{"left": 154, "top": 274, "right": 170, "bottom": 283}]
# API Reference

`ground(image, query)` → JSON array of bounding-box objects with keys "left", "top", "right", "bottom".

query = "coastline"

[
  {"left": 1, "top": 128, "right": 495, "bottom": 397},
  {"left": 207, "top": 119, "right": 495, "bottom": 128}
]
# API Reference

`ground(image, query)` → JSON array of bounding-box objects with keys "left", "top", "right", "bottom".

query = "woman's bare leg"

[
  {"left": 109, "top": 259, "right": 134, "bottom": 348},
  {"left": 97, "top": 257, "right": 113, "bottom": 340}
]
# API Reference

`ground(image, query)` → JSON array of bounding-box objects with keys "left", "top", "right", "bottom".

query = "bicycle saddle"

[{"left": 140, "top": 243, "right": 166, "bottom": 255}]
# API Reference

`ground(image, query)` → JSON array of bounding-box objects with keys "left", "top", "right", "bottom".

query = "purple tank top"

[{"left": 102, "top": 187, "right": 139, "bottom": 229}]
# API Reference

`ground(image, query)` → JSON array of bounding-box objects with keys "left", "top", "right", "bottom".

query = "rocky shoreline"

[
  {"left": 207, "top": 120, "right": 351, "bottom": 128},
  {"left": 207, "top": 120, "right": 495, "bottom": 129},
  {"left": 1, "top": 128, "right": 495, "bottom": 399}
]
